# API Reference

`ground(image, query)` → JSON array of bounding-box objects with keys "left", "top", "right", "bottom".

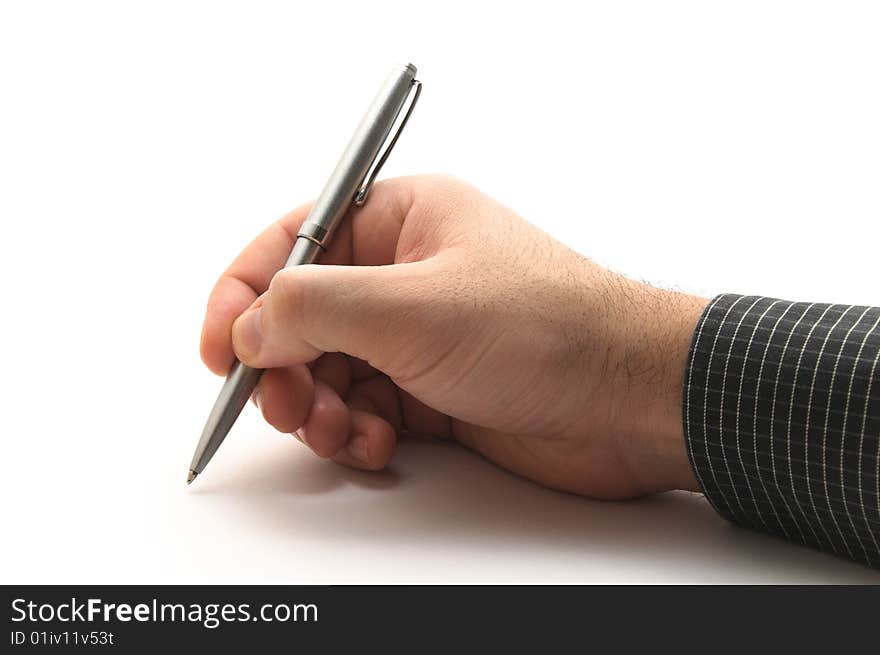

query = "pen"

[{"left": 187, "top": 63, "right": 422, "bottom": 484}]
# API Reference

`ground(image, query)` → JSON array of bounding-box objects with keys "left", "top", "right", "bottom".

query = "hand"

[{"left": 200, "top": 175, "right": 706, "bottom": 499}]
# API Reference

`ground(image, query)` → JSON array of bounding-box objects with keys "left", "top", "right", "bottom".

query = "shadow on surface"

[{"left": 189, "top": 435, "right": 880, "bottom": 583}]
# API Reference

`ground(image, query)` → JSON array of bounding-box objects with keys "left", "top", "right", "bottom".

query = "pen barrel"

[
  {"left": 291, "top": 63, "right": 417, "bottom": 258},
  {"left": 189, "top": 236, "right": 324, "bottom": 475},
  {"left": 189, "top": 360, "right": 263, "bottom": 474}
]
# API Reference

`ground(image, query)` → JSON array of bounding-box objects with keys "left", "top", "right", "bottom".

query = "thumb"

[{"left": 231, "top": 261, "right": 431, "bottom": 370}]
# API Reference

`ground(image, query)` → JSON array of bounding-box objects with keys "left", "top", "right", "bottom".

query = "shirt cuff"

[{"left": 682, "top": 293, "right": 880, "bottom": 568}]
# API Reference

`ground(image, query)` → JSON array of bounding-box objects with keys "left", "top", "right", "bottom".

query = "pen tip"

[{"left": 187, "top": 470, "right": 198, "bottom": 485}]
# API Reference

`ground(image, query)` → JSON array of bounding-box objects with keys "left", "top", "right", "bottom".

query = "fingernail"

[
  {"left": 252, "top": 388, "right": 263, "bottom": 410},
  {"left": 234, "top": 307, "right": 263, "bottom": 360},
  {"left": 345, "top": 434, "right": 371, "bottom": 465},
  {"left": 293, "top": 428, "right": 306, "bottom": 445}
]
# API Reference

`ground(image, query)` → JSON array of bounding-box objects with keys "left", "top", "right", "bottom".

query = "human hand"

[{"left": 200, "top": 176, "right": 706, "bottom": 499}]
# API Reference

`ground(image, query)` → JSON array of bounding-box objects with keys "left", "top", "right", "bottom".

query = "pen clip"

[{"left": 354, "top": 79, "right": 422, "bottom": 206}]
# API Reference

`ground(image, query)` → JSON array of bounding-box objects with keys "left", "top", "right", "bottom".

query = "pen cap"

[{"left": 291, "top": 63, "right": 418, "bottom": 260}]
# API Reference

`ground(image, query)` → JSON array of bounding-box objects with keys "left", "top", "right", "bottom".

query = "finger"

[
  {"left": 319, "top": 178, "right": 409, "bottom": 267},
  {"left": 200, "top": 202, "right": 311, "bottom": 374},
  {"left": 201, "top": 178, "right": 419, "bottom": 375},
  {"left": 298, "top": 381, "right": 351, "bottom": 458},
  {"left": 346, "top": 376, "right": 403, "bottom": 431},
  {"left": 254, "top": 365, "right": 314, "bottom": 434},
  {"left": 332, "top": 409, "right": 396, "bottom": 471},
  {"left": 200, "top": 276, "right": 259, "bottom": 375},
  {"left": 311, "top": 352, "right": 352, "bottom": 398},
  {"left": 346, "top": 379, "right": 451, "bottom": 440},
  {"left": 231, "top": 259, "right": 435, "bottom": 370}
]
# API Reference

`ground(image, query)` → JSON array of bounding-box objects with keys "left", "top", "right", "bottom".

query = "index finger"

[{"left": 199, "top": 203, "right": 311, "bottom": 375}]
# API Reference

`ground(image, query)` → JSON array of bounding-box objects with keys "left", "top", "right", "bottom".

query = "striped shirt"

[{"left": 684, "top": 294, "right": 880, "bottom": 568}]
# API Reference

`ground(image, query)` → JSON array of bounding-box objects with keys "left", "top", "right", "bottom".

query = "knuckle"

[
  {"left": 266, "top": 269, "right": 302, "bottom": 331},
  {"left": 266, "top": 266, "right": 319, "bottom": 337},
  {"left": 268, "top": 267, "right": 298, "bottom": 302}
]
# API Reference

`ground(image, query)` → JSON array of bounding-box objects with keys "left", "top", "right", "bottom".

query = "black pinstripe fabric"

[{"left": 683, "top": 294, "right": 880, "bottom": 568}]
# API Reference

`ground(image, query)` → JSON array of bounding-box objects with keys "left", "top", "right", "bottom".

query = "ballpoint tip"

[{"left": 187, "top": 470, "right": 198, "bottom": 485}]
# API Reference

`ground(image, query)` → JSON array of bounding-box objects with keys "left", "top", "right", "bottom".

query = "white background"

[{"left": 1, "top": 1, "right": 879, "bottom": 583}]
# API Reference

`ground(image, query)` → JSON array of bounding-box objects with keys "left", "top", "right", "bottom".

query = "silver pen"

[{"left": 187, "top": 63, "right": 422, "bottom": 484}]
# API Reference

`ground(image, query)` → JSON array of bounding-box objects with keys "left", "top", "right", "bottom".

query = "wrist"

[{"left": 599, "top": 273, "right": 706, "bottom": 493}]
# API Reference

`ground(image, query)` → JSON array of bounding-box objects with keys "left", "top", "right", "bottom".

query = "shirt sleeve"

[{"left": 683, "top": 293, "right": 880, "bottom": 568}]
